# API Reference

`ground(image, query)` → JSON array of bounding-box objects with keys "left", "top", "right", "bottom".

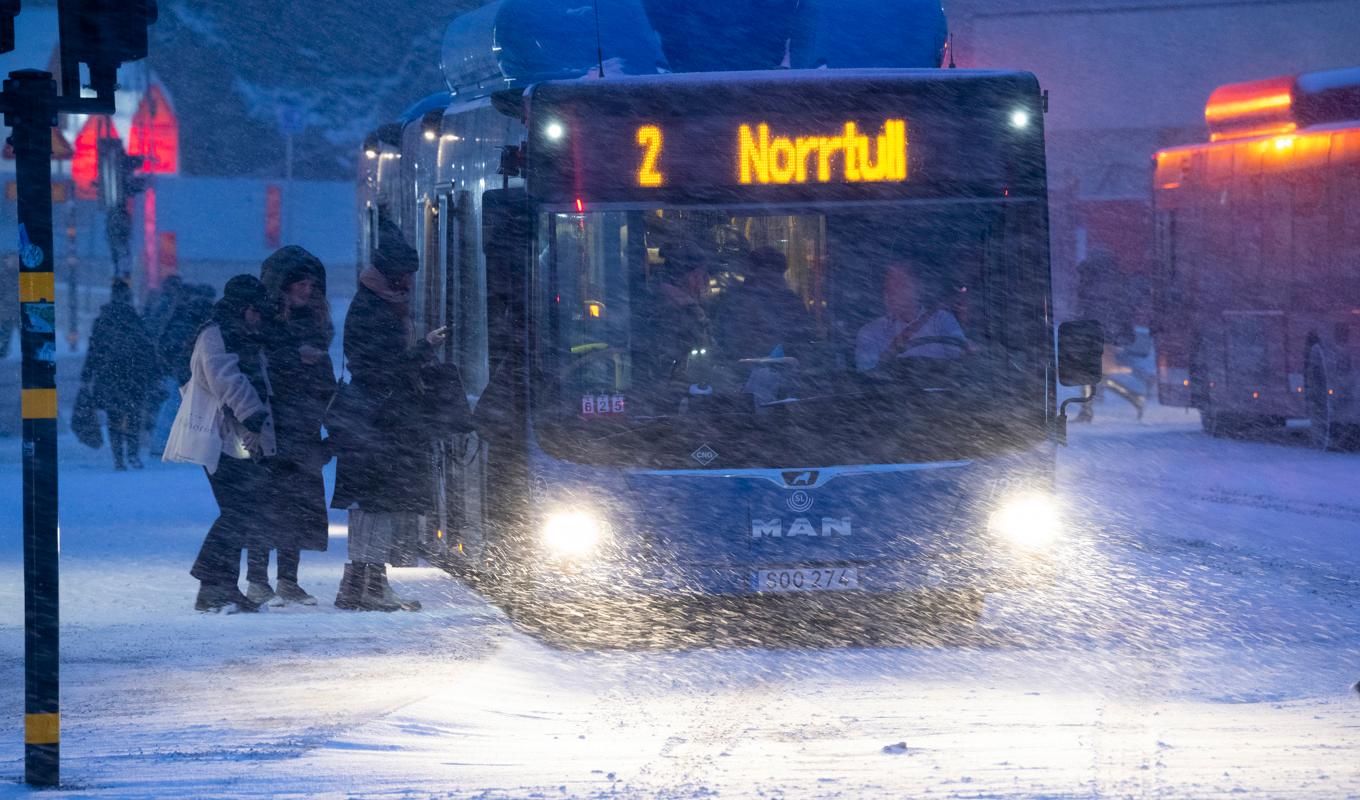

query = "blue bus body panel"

[
  {"left": 527, "top": 444, "right": 1053, "bottom": 598},
  {"left": 622, "top": 465, "right": 968, "bottom": 565}
]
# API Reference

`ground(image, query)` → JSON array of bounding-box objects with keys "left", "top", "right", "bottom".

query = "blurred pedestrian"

[
  {"left": 142, "top": 274, "right": 184, "bottom": 345},
  {"left": 158, "top": 284, "right": 217, "bottom": 385},
  {"left": 1075, "top": 249, "right": 1143, "bottom": 421},
  {"left": 167, "top": 275, "right": 276, "bottom": 613},
  {"left": 0, "top": 252, "right": 18, "bottom": 358},
  {"left": 245, "top": 246, "right": 335, "bottom": 607},
  {"left": 149, "top": 283, "right": 216, "bottom": 456},
  {"left": 331, "top": 224, "right": 446, "bottom": 612},
  {"left": 79, "top": 278, "right": 158, "bottom": 469}
]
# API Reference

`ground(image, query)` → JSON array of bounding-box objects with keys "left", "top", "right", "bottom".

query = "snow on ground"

[{"left": 0, "top": 393, "right": 1358, "bottom": 798}]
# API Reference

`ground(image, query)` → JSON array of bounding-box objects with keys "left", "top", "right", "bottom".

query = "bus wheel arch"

[{"left": 1304, "top": 341, "right": 1356, "bottom": 450}]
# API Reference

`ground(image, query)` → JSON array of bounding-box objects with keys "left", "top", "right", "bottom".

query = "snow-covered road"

[{"left": 1, "top": 402, "right": 1358, "bottom": 798}]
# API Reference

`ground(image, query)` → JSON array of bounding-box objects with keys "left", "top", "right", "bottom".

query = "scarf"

[{"left": 359, "top": 266, "right": 415, "bottom": 345}]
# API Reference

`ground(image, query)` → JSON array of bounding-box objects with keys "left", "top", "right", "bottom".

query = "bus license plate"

[{"left": 753, "top": 567, "right": 859, "bottom": 593}]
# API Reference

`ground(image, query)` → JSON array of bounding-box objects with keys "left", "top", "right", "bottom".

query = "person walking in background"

[
  {"left": 0, "top": 252, "right": 18, "bottom": 358},
  {"left": 149, "top": 283, "right": 217, "bottom": 456},
  {"left": 80, "top": 278, "right": 158, "bottom": 469},
  {"left": 167, "top": 275, "right": 276, "bottom": 613},
  {"left": 331, "top": 224, "right": 447, "bottom": 612},
  {"left": 245, "top": 247, "right": 335, "bottom": 607},
  {"left": 1075, "top": 249, "right": 1143, "bottom": 421}
]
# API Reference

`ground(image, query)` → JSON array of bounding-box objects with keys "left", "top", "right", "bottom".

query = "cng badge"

[{"left": 691, "top": 444, "right": 718, "bottom": 466}]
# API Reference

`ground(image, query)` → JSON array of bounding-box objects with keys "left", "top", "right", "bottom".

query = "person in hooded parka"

[
  {"left": 245, "top": 246, "right": 336, "bottom": 607},
  {"left": 331, "top": 221, "right": 448, "bottom": 611},
  {"left": 80, "top": 278, "right": 159, "bottom": 469}
]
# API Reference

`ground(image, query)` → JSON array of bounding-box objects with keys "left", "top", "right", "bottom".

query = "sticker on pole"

[{"left": 17, "top": 224, "right": 44, "bottom": 268}]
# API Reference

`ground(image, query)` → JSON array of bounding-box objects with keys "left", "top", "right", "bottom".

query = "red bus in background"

[{"left": 1152, "top": 67, "right": 1360, "bottom": 448}]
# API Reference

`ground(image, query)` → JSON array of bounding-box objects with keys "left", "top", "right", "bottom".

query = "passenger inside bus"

[
  {"left": 854, "top": 263, "right": 969, "bottom": 371},
  {"left": 636, "top": 242, "right": 714, "bottom": 394},
  {"left": 713, "top": 247, "right": 816, "bottom": 361},
  {"left": 710, "top": 247, "right": 817, "bottom": 406}
]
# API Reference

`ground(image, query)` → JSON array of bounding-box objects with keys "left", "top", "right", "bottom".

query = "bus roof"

[{"left": 527, "top": 67, "right": 1039, "bottom": 94}]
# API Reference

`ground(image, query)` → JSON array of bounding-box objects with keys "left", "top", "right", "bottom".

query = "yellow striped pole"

[{"left": 4, "top": 68, "right": 60, "bottom": 788}]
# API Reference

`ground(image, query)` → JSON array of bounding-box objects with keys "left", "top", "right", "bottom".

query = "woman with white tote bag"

[{"left": 165, "top": 275, "right": 277, "bottom": 613}]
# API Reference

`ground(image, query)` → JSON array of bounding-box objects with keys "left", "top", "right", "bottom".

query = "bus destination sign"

[
  {"left": 527, "top": 73, "right": 1039, "bottom": 204},
  {"left": 633, "top": 119, "right": 909, "bottom": 189}
]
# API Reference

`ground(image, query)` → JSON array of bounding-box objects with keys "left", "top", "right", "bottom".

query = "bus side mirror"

[
  {"left": 1055, "top": 319, "right": 1104, "bottom": 446},
  {"left": 481, "top": 187, "right": 530, "bottom": 264},
  {"left": 1058, "top": 319, "right": 1104, "bottom": 387}
]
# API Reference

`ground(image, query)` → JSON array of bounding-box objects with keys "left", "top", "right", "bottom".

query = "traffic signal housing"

[
  {"left": 0, "top": 0, "right": 19, "bottom": 55},
  {"left": 58, "top": 0, "right": 158, "bottom": 105}
]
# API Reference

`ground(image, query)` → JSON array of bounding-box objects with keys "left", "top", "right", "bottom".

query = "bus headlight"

[
  {"left": 542, "top": 511, "right": 604, "bottom": 559},
  {"left": 989, "top": 492, "right": 1061, "bottom": 551}
]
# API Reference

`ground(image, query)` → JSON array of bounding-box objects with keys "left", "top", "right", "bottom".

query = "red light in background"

[
  {"left": 265, "top": 185, "right": 282, "bottom": 248},
  {"left": 128, "top": 83, "right": 180, "bottom": 175},
  {"left": 72, "top": 117, "right": 119, "bottom": 201},
  {"left": 575, "top": 197, "right": 585, "bottom": 213}
]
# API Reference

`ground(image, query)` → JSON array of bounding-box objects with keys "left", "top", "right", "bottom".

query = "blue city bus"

[{"left": 359, "top": 68, "right": 1102, "bottom": 627}]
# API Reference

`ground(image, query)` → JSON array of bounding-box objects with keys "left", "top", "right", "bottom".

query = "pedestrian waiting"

[
  {"left": 330, "top": 222, "right": 449, "bottom": 612},
  {"left": 245, "top": 246, "right": 336, "bottom": 607},
  {"left": 164, "top": 275, "right": 277, "bottom": 613}
]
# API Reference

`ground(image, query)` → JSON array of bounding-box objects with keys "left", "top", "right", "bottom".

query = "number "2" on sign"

[{"left": 636, "top": 125, "right": 664, "bottom": 187}]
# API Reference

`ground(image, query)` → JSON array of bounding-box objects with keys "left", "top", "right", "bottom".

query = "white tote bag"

[{"left": 162, "top": 377, "right": 224, "bottom": 473}]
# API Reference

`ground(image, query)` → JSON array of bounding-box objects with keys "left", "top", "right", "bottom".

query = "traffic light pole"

[{"left": 3, "top": 68, "right": 61, "bottom": 789}]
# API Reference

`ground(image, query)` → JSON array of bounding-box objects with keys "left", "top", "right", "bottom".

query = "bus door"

[
  {"left": 425, "top": 185, "right": 490, "bottom": 571},
  {"left": 466, "top": 188, "right": 533, "bottom": 566}
]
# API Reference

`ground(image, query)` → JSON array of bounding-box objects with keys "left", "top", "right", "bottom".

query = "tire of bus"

[
  {"left": 1200, "top": 402, "right": 1280, "bottom": 439},
  {"left": 1305, "top": 342, "right": 1342, "bottom": 450}
]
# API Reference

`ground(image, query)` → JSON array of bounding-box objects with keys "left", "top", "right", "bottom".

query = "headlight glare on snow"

[
  {"left": 989, "top": 491, "right": 1061, "bottom": 551},
  {"left": 541, "top": 510, "right": 604, "bottom": 559}
]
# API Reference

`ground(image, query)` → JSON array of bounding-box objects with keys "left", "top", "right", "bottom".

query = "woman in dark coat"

[
  {"left": 81, "top": 278, "right": 158, "bottom": 469},
  {"left": 245, "top": 246, "right": 335, "bottom": 607},
  {"left": 331, "top": 225, "right": 447, "bottom": 611}
]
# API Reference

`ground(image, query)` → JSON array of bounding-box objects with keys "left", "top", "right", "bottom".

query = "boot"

[
  {"left": 375, "top": 565, "right": 421, "bottom": 612},
  {"left": 276, "top": 579, "right": 318, "bottom": 606},
  {"left": 112, "top": 433, "right": 127, "bottom": 471},
  {"left": 334, "top": 562, "right": 365, "bottom": 610},
  {"left": 246, "top": 581, "right": 284, "bottom": 607},
  {"left": 358, "top": 564, "right": 401, "bottom": 612},
  {"left": 196, "top": 583, "right": 261, "bottom": 614}
]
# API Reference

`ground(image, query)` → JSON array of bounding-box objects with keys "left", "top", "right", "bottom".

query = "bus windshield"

[{"left": 532, "top": 201, "right": 1050, "bottom": 469}]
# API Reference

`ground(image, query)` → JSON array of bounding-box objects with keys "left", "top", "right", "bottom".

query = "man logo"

[
  {"left": 751, "top": 517, "right": 852, "bottom": 538},
  {"left": 781, "top": 470, "right": 819, "bottom": 487}
]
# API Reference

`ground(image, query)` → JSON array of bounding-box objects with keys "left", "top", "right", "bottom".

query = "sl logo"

[{"left": 787, "top": 490, "right": 813, "bottom": 513}]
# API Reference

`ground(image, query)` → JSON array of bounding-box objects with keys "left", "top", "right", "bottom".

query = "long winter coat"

[
  {"left": 261, "top": 309, "right": 334, "bottom": 552},
  {"left": 331, "top": 284, "right": 435, "bottom": 514},
  {"left": 82, "top": 300, "right": 158, "bottom": 416}
]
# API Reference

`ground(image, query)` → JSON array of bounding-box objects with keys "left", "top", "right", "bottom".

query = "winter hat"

[
  {"left": 372, "top": 218, "right": 419, "bottom": 279},
  {"left": 261, "top": 245, "right": 326, "bottom": 297},
  {"left": 217, "top": 274, "right": 269, "bottom": 320},
  {"left": 110, "top": 277, "right": 133, "bottom": 304}
]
